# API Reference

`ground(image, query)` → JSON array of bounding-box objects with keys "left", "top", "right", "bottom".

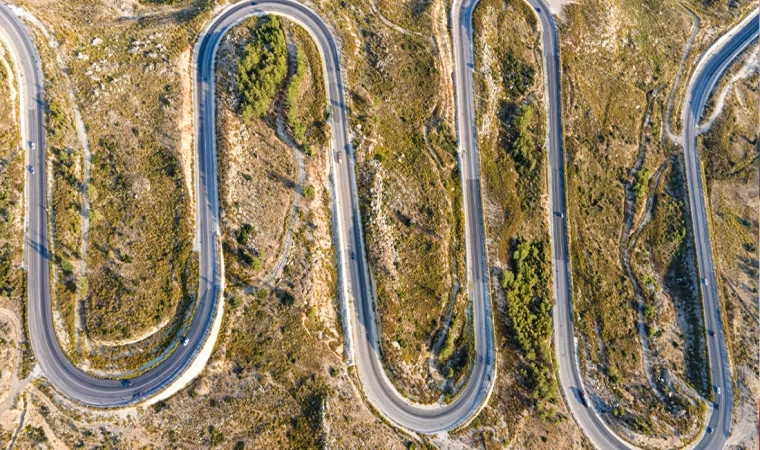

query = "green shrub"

[
  {"left": 303, "top": 184, "right": 315, "bottom": 201},
  {"left": 237, "top": 16, "right": 287, "bottom": 120},
  {"left": 503, "top": 104, "right": 542, "bottom": 210},
  {"left": 643, "top": 302, "right": 655, "bottom": 322},
  {"left": 237, "top": 223, "right": 253, "bottom": 246},
  {"left": 633, "top": 168, "right": 650, "bottom": 199},
  {"left": 209, "top": 426, "right": 225, "bottom": 447},
  {"left": 500, "top": 52, "right": 535, "bottom": 97},
  {"left": 286, "top": 48, "right": 307, "bottom": 143},
  {"left": 502, "top": 238, "right": 556, "bottom": 400}
]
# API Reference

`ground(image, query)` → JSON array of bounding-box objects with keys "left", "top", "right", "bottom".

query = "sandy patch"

[{"left": 545, "top": 0, "right": 576, "bottom": 18}]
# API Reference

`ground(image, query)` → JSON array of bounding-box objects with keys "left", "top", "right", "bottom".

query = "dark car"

[
  {"left": 120, "top": 379, "right": 132, "bottom": 387},
  {"left": 708, "top": 330, "right": 715, "bottom": 337},
  {"left": 706, "top": 427, "right": 713, "bottom": 435},
  {"left": 579, "top": 390, "right": 588, "bottom": 407},
  {"left": 535, "top": 6, "right": 541, "bottom": 13}
]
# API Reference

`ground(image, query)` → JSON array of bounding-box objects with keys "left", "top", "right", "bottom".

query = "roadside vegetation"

[
  {"left": 208, "top": 16, "right": 409, "bottom": 447},
  {"left": 502, "top": 240, "right": 555, "bottom": 401},
  {"left": 449, "top": 1, "right": 588, "bottom": 448},
  {"left": 237, "top": 16, "right": 287, "bottom": 121},
  {"left": 2, "top": 9, "right": 409, "bottom": 449}
]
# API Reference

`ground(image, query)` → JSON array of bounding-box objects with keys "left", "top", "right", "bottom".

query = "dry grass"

[
  {"left": 2, "top": 11, "right": 410, "bottom": 449},
  {"left": 13, "top": 0, "right": 210, "bottom": 374},
  {"left": 0, "top": 43, "right": 29, "bottom": 378},
  {"left": 448, "top": 1, "right": 587, "bottom": 448},
  {"left": 554, "top": 0, "right": 747, "bottom": 443},
  {"left": 314, "top": 0, "right": 467, "bottom": 403}
]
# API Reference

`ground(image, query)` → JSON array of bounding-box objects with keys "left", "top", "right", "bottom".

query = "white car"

[
  {"left": 702, "top": 278, "right": 709, "bottom": 286},
  {"left": 30, "top": 142, "right": 35, "bottom": 150},
  {"left": 182, "top": 337, "right": 189, "bottom": 346}
]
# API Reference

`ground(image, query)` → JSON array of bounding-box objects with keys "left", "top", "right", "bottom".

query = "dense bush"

[
  {"left": 502, "top": 238, "right": 556, "bottom": 400},
  {"left": 502, "top": 104, "right": 543, "bottom": 210},
  {"left": 500, "top": 52, "right": 535, "bottom": 97},
  {"left": 237, "top": 16, "right": 287, "bottom": 121},
  {"left": 286, "top": 48, "right": 307, "bottom": 143}
]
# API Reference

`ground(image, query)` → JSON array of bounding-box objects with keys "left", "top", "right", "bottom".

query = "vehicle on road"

[
  {"left": 29, "top": 141, "right": 35, "bottom": 150},
  {"left": 579, "top": 390, "right": 588, "bottom": 407},
  {"left": 708, "top": 329, "right": 715, "bottom": 337},
  {"left": 715, "top": 386, "right": 720, "bottom": 395},
  {"left": 702, "top": 277, "right": 709, "bottom": 286},
  {"left": 120, "top": 379, "right": 132, "bottom": 387},
  {"left": 337, "top": 152, "right": 342, "bottom": 164},
  {"left": 707, "top": 427, "right": 714, "bottom": 434},
  {"left": 182, "top": 337, "right": 189, "bottom": 346},
  {"left": 350, "top": 251, "right": 355, "bottom": 260},
  {"left": 28, "top": 165, "right": 34, "bottom": 174},
  {"left": 535, "top": 6, "right": 541, "bottom": 13}
]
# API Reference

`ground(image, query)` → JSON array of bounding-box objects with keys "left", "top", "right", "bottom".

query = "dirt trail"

[
  {"left": 618, "top": 87, "right": 667, "bottom": 400},
  {"left": 368, "top": 0, "right": 432, "bottom": 44},
  {"left": 0, "top": 309, "right": 32, "bottom": 416},
  {"left": 427, "top": 280, "right": 460, "bottom": 383},
  {"left": 265, "top": 33, "right": 305, "bottom": 286}
]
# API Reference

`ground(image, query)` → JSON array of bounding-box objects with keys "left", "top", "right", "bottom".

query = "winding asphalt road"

[
  {"left": 523, "top": 1, "right": 636, "bottom": 448},
  {"left": 682, "top": 10, "right": 758, "bottom": 449},
  {"left": 3, "top": 0, "right": 497, "bottom": 431},
  {"left": 6, "top": 0, "right": 755, "bottom": 442}
]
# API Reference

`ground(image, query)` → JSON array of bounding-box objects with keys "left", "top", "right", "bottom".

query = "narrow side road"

[{"left": 681, "top": 10, "right": 758, "bottom": 449}]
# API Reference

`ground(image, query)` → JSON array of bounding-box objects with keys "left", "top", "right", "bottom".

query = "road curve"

[
  {"left": 682, "top": 10, "right": 758, "bottom": 450},
  {"left": 1, "top": 0, "right": 224, "bottom": 407},
  {"left": 11, "top": 0, "right": 751, "bottom": 440},
  {"left": 201, "top": 0, "right": 499, "bottom": 434}
]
